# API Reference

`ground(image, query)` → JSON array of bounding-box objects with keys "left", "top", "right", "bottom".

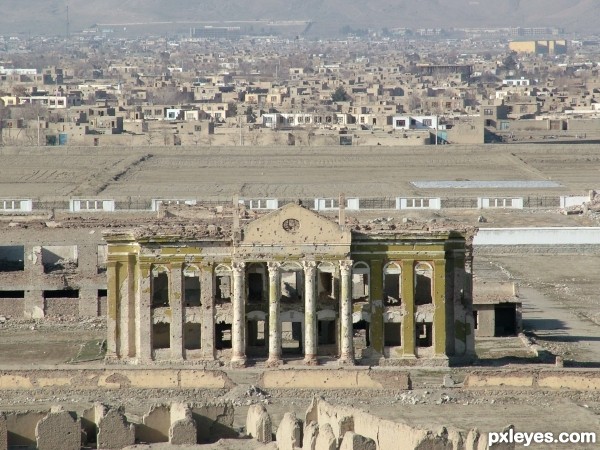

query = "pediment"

[{"left": 240, "top": 203, "right": 351, "bottom": 246}]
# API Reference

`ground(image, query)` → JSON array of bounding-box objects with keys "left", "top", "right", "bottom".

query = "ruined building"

[{"left": 104, "top": 203, "right": 476, "bottom": 366}]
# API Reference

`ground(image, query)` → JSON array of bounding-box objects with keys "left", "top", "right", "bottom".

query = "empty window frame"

[
  {"left": 153, "top": 322, "right": 171, "bottom": 349},
  {"left": 417, "top": 322, "right": 433, "bottom": 347},
  {"left": 415, "top": 263, "right": 433, "bottom": 305},
  {"left": 0, "top": 290, "right": 25, "bottom": 298},
  {"left": 151, "top": 266, "right": 169, "bottom": 308},
  {"left": 41, "top": 245, "right": 78, "bottom": 274},
  {"left": 384, "top": 322, "right": 402, "bottom": 347},
  {"left": 317, "top": 262, "right": 336, "bottom": 301},
  {"left": 97, "top": 245, "right": 108, "bottom": 274},
  {"left": 214, "top": 265, "right": 232, "bottom": 302},
  {"left": 0, "top": 245, "right": 24, "bottom": 272},
  {"left": 247, "top": 263, "right": 266, "bottom": 303},
  {"left": 183, "top": 266, "right": 201, "bottom": 307},
  {"left": 353, "top": 319, "right": 370, "bottom": 347},
  {"left": 184, "top": 323, "right": 202, "bottom": 350},
  {"left": 215, "top": 322, "right": 232, "bottom": 349},
  {"left": 318, "top": 320, "right": 336, "bottom": 345},
  {"left": 247, "top": 320, "right": 267, "bottom": 347},
  {"left": 281, "top": 321, "right": 302, "bottom": 354},
  {"left": 383, "top": 262, "right": 402, "bottom": 306},
  {"left": 280, "top": 266, "right": 301, "bottom": 302},
  {"left": 352, "top": 262, "right": 369, "bottom": 301}
]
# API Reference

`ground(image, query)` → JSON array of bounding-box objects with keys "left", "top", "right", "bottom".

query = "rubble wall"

[
  {"left": 259, "top": 369, "right": 410, "bottom": 390},
  {"left": 0, "top": 369, "right": 234, "bottom": 390},
  {"left": 465, "top": 369, "right": 600, "bottom": 390}
]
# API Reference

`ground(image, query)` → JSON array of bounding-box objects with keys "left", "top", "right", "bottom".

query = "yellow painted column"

[
  {"left": 106, "top": 260, "right": 119, "bottom": 358},
  {"left": 433, "top": 259, "right": 447, "bottom": 356},
  {"left": 369, "top": 259, "right": 384, "bottom": 354},
  {"left": 401, "top": 260, "right": 415, "bottom": 357}
]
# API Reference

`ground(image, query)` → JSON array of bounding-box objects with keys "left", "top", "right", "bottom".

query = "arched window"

[
  {"left": 215, "top": 264, "right": 232, "bottom": 302},
  {"left": 352, "top": 262, "right": 370, "bottom": 301},
  {"left": 183, "top": 265, "right": 201, "bottom": 307},
  {"left": 415, "top": 262, "right": 433, "bottom": 305},
  {"left": 151, "top": 265, "right": 169, "bottom": 308},
  {"left": 280, "top": 261, "right": 303, "bottom": 302},
  {"left": 383, "top": 262, "right": 402, "bottom": 306}
]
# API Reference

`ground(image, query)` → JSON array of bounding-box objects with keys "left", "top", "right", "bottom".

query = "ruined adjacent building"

[{"left": 104, "top": 203, "right": 476, "bottom": 366}]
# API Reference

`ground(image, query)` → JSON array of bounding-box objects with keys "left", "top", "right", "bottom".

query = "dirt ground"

[{"left": 2, "top": 144, "right": 600, "bottom": 200}]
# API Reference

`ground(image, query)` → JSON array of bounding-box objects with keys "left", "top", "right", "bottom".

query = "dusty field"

[{"left": 1, "top": 144, "right": 600, "bottom": 200}]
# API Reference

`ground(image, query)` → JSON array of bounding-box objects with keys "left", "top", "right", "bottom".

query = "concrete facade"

[{"left": 104, "top": 203, "right": 476, "bottom": 366}]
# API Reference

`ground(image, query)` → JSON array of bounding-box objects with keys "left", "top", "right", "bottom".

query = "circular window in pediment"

[{"left": 282, "top": 218, "right": 300, "bottom": 233}]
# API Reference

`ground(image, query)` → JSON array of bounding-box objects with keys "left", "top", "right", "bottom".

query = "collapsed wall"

[
  {"left": 246, "top": 397, "right": 495, "bottom": 450},
  {"left": 1, "top": 401, "right": 233, "bottom": 449}
]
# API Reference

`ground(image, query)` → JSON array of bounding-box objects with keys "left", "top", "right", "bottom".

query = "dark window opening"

[
  {"left": 184, "top": 323, "right": 202, "bottom": 350},
  {"left": 98, "top": 289, "right": 108, "bottom": 316},
  {"left": 494, "top": 303, "right": 517, "bottom": 336},
  {"left": 415, "top": 272, "right": 433, "bottom": 305},
  {"left": 282, "top": 321, "right": 302, "bottom": 354},
  {"left": 0, "top": 290, "right": 25, "bottom": 298},
  {"left": 215, "top": 322, "right": 232, "bottom": 349},
  {"left": 152, "top": 322, "right": 170, "bottom": 349},
  {"left": 247, "top": 320, "right": 266, "bottom": 346},
  {"left": 43, "top": 289, "right": 79, "bottom": 299},
  {"left": 318, "top": 320, "right": 336, "bottom": 345},
  {"left": 473, "top": 310, "right": 479, "bottom": 330},
  {"left": 152, "top": 272, "right": 169, "bottom": 308},
  {"left": 216, "top": 275, "right": 231, "bottom": 302},
  {"left": 0, "top": 245, "right": 24, "bottom": 272},
  {"left": 318, "top": 272, "right": 334, "bottom": 300},
  {"left": 353, "top": 319, "right": 370, "bottom": 347},
  {"left": 384, "top": 322, "right": 402, "bottom": 347},
  {"left": 417, "top": 322, "right": 433, "bottom": 347},
  {"left": 248, "top": 273, "right": 264, "bottom": 303},
  {"left": 384, "top": 273, "right": 401, "bottom": 306},
  {"left": 184, "top": 275, "right": 201, "bottom": 307}
]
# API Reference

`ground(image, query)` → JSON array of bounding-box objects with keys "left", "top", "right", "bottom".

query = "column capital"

[
  {"left": 267, "top": 261, "right": 281, "bottom": 274},
  {"left": 302, "top": 260, "right": 317, "bottom": 272},
  {"left": 232, "top": 261, "right": 246, "bottom": 273},
  {"left": 339, "top": 259, "right": 353, "bottom": 273}
]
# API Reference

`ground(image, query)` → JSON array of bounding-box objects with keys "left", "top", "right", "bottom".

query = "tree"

[{"left": 331, "top": 86, "right": 349, "bottom": 102}]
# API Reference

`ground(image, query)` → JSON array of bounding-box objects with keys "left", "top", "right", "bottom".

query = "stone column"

[
  {"left": 338, "top": 260, "right": 354, "bottom": 365},
  {"left": 231, "top": 261, "right": 246, "bottom": 367},
  {"left": 401, "top": 260, "right": 416, "bottom": 357},
  {"left": 267, "top": 261, "right": 282, "bottom": 366},
  {"left": 302, "top": 261, "right": 318, "bottom": 365},
  {"left": 433, "top": 259, "right": 447, "bottom": 357},
  {"left": 200, "top": 263, "right": 215, "bottom": 359},
  {"left": 170, "top": 263, "right": 184, "bottom": 360},
  {"left": 138, "top": 263, "right": 153, "bottom": 363}
]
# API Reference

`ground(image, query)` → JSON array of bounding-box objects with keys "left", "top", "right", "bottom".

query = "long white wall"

[{"left": 475, "top": 227, "right": 600, "bottom": 245}]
